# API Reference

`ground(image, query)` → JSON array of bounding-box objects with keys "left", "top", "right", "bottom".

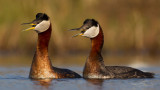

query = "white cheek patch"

[
  {"left": 34, "top": 20, "right": 50, "bottom": 33},
  {"left": 82, "top": 25, "right": 99, "bottom": 38}
]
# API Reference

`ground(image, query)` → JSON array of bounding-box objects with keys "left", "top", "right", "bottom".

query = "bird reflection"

[
  {"left": 85, "top": 79, "right": 104, "bottom": 90},
  {"left": 86, "top": 79, "right": 104, "bottom": 85},
  {"left": 31, "top": 78, "right": 53, "bottom": 89}
]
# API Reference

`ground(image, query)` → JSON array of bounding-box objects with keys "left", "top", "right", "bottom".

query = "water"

[{"left": 0, "top": 66, "right": 160, "bottom": 90}]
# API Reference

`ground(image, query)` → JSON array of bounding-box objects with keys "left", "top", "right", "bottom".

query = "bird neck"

[
  {"left": 36, "top": 25, "right": 51, "bottom": 55},
  {"left": 89, "top": 26, "right": 104, "bottom": 61},
  {"left": 31, "top": 24, "right": 53, "bottom": 72},
  {"left": 83, "top": 26, "right": 105, "bottom": 76}
]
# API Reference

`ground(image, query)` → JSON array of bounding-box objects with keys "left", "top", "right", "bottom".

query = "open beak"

[
  {"left": 22, "top": 22, "right": 36, "bottom": 32},
  {"left": 21, "top": 22, "right": 37, "bottom": 32},
  {"left": 72, "top": 33, "right": 84, "bottom": 37},
  {"left": 70, "top": 24, "right": 88, "bottom": 37},
  {"left": 21, "top": 18, "right": 41, "bottom": 32}
]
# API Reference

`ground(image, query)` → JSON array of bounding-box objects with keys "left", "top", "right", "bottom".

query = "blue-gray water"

[{"left": 0, "top": 67, "right": 160, "bottom": 90}]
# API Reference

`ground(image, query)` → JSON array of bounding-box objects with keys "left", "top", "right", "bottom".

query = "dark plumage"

[
  {"left": 71, "top": 19, "right": 154, "bottom": 79},
  {"left": 105, "top": 66, "right": 154, "bottom": 78},
  {"left": 24, "top": 13, "right": 81, "bottom": 79}
]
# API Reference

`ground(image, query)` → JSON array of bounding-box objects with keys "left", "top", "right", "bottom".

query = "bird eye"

[
  {"left": 86, "top": 27, "right": 90, "bottom": 29},
  {"left": 32, "top": 25, "right": 36, "bottom": 27},
  {"left": 81, "top": 30, "right": 85, "bottom": 33}
]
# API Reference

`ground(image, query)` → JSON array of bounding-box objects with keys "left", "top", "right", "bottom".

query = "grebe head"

[
  {"left": 22, "top": 13, "right": 50, "bottom": 33},
  {"left": 71, "top": 19, "right": 100, "bottom": 38}
]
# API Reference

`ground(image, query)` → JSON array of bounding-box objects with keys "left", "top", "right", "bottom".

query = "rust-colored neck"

[
  {"left": 83, "top": 26, "right": 105, "bottom": 76},
  {"left": 89, "top": 26, "right": 104, "bottom": 61},
  {"left": 35, "top": 25, "right": 52, "bottom": 66},
  {"left": 29, "top": 24, "right": 54, "bottom": 78},
  {"left": 36, "top": 26, "right": 51, "bottom": 56}
]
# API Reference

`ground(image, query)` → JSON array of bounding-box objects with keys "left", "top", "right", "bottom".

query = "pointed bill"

[
  {"left": 70, "top": 28, "right": 81, "bottom": 31},
  {"left": 21, "top": 23, "right": 36, "bottom": 26},
  {"left": 22, "top": 27, "right": 35, "bottom": 32},
  {"left": 22, "top": 22, "right": 36, "bottom": 32},
  {"left": 72, "top": 33, "right": 84, "bottom": 38},
  {"left": 70, "top": 24, "right": 87, "bottom": 31},
  {"left": 70, "top": 24, "right": 88, "bottom": 37}
]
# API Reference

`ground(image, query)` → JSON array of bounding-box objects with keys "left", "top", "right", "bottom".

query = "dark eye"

[
  {"left": 81, "top": 30, "right": 85, "bottom": 33},
  {"left": 32, "top": 25, "right": 36, "bottom": 27},
  {"left": 86, "top": 27, "right": 90, "bottom": 29}
]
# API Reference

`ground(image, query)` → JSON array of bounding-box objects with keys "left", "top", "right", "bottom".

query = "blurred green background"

[{"left": 0, "top": 0, "right": 160, "bottom": 66}]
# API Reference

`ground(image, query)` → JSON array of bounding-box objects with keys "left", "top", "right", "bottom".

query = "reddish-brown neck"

[
  {"left": 29, "top": 24, "right": 54, "bottom": 78},
  {"left": 36, "top": 25, "right": 51, "bottom": 55},
  {"left": 33, "top": 24, "right": 53, "bottom": 68},
  {"left": 83, "top": 26, "right": 104, "bottom": 76},
  {"left": 89, "top": 26, "right": 104, "bottom": 60}
]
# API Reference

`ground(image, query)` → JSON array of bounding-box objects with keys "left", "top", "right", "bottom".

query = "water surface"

[{"left": 0, "top": 66, "right": 160, "bottom": 90}]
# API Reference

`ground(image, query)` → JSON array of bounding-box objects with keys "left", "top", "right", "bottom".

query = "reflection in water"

[
  {"left": 85, "top": 79, "right": 104, "bottom": 90},
  {"left": 86, "top": 79, "right": 104, "bottom": 85},
  {"left": 31, "top": 78, "right": 53, "bottom": 90}
]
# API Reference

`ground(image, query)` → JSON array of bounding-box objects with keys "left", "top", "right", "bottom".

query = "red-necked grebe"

[
  {"left": 71, "top": 19, "right": 154, "bottom": 79},
  {"left": 23, "top": 13, "right": 81, "bottom": 79}
]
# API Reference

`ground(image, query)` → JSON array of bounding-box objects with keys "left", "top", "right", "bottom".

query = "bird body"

[
  {"left": 71, "top": 19, "right": 154, "bottom": 79},
  {"left": 23, "top": 13, "right": 81, "bottom": 79}
]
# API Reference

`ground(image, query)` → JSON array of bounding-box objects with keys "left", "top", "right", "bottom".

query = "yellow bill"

[
  {"left": 72, "top": 33, "right": 84, "bottom": 37},
  {"left": 29, "top": 23, "right": 36, "bottom": 26},
  {"left": 22, "top": 27, "right": 35, "bottom": 32}
]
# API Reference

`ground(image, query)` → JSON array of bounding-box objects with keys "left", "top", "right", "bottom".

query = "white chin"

[
  {"left": 34, "top": 20, "right": 50, "bottom": 33},
  {"left": 82, "top": 25, "right": 99, "bottom": 38}
]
